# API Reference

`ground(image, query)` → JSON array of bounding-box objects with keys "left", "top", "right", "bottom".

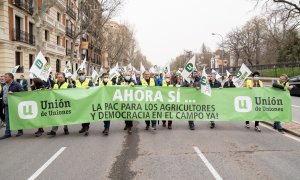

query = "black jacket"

[
  {"left": 223, "top": 80, "right": 235, "bottom": 88},
  {"left": 209, "top": 80, "right": 222, "bottom": 88}
]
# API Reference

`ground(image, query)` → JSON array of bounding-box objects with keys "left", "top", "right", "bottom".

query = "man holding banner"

[
  {"left": 181, "top": 69, "right": 201, "bottom": 130},
  {"left": 142, "top": 71, "right": 158, "bottom": 130},
  {"left": 47, "top": 73, "right": 73, "bottom": 136},
  {"left": 118, "top": 71, "right": 136, "bottom": 134},
  {"left": 76, "top": 70, "right": 93, "bottom": 136},
  {"left": 0, "top": 73, "right": 23, "bottom": 139},
  {"left": 209, "top": 72, "right": 222, "bottom": 129},
  {"left": 98, "top": 73, "right": 113, "bottom": 135}
]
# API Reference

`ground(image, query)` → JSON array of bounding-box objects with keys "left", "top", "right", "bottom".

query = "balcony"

[
  {"left": 66, "top": 48, "right": 72, "bottom": 56},
  {"left": 56, "top": 22, "right": 65, "bottom": 34},
  {"left": 66, "top": 27, "right": 74, "bottom": 38},
  {"left": 44, "top": 42, "right": 65, "bottom": 56},
  {"left": 57, "top": 46, "right": 65, "bottom": 53},
  {"left": 45, "top": 15, "right": 55, "bottom": 28},
  {"left": 66, "top": 5, "right": 76, "bottom": 20},
  {"left": 12, "top": 0, "right": 33, "bottom": 15},
  {"left": 56, "top": 0, "right": 66, "bottom": 10},
  {"left": 12, "top": 29, "right": 35, "bottom": 46}
]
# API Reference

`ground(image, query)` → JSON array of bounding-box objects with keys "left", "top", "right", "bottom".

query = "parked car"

[{"left": 289, "top": 75, "right": 300, "bottom": 96}]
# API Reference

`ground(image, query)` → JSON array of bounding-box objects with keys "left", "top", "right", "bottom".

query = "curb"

[{"left": 262, "top": 121, "right": 300, "bottom": 137}]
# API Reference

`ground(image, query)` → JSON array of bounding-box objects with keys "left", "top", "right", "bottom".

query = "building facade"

[{"left": 0, "top": 0, "right": 106, "bottom": 79}]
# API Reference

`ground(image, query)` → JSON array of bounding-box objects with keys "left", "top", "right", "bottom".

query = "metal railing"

[
  {"left": 66, "top": 48, "right": 72, "bottom": 56},
  {"left": 13, "top": 29, "right": 35, "bottom": 46},
  {"left": 66, "top": 27, "right": 74, "bottom": 38},
  {"left": 12, "top": 0, "right": 33, "bottom": 15},
  {"left": 66, "top": 5, "right": 76, "bottom": 20}
]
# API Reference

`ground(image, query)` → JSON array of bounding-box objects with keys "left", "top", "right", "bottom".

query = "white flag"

[
  {"left": 71, "top": 57, "right": 86, "bottom": 80},
  {"left": 140, "top": 62, "right": 146, "bottom": 74},
  {"left": 163, "top": 63, "right": 171, "bottom": 74},
  {"left": 91, "top": 69, "right": 99, "bottom": 83},
  {"left": 29, "top": 51, "right": 51, "bottom": 81},
  {"left": 109, "top": 63, "right": 120, "bottom": 80},
  {"left": 99, "top": 67, "right": 104, "bottom": 76},
  {"left": 226, "top": 70, "right": 231, "bottom": 78},
  {"left": 63, "top": 61, "right": 72, "bottom": 78},
  {"left": 127, "top": 63, "right": 133, "bottom": 72},
  {"left": 233, "top": 63, "right": 252, "bottom": 87},
  {"left": 212, "top": 69, "right": 221, "bottom": 80},
  {"left": 11, "top": 65, "right": 20, "bottom": 75},
  {"left": 150, "top": 64, "right": 160, "bottom": 74},
  {"left": 200, "top": 67, "right": 211, "bottom": 97},
  {"left": 181, "top": 56, "right": 196, "bottom": 82}
]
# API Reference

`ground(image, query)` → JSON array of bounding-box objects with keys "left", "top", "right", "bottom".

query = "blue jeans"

[
  {"left": 274, "top": 122, "right": 282, "bottom": 129},
  {"left": 4, "top": 104, "right": 11, "bottom": 136},
  {"left": 104, "top": 121, "right": 110, "bottom": 129}
]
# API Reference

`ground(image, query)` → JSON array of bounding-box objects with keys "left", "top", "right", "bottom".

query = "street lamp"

[{"left": 212, "top": 33, "right": 224, "bottom": 75}]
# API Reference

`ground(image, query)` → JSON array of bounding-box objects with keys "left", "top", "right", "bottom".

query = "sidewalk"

[{"left": 263, "top": 121, "right": 300, "bottom": 137}]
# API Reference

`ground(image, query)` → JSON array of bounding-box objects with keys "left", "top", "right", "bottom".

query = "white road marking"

[
  {"left": 292, "top": 105, "right": 300, "bottom": 108},
  {"left": 28, "top": 147, "right": 66, "bottom": 180},
  {"left": 193, "top": 146, "right": 223, "bottom": 180},
  {"left": 260, "top": 124, "right": 300, "bottom": 143}
]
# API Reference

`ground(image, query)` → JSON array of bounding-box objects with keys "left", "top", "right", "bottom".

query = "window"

[
  {"left": 57, "top": 12, "right": 61, "bottom": 22},
  {"left": 29, "top": 54, "right": 34, "bottom": 69},
  {"left": 56, "top": 59, "right": 61, "bottom": 72},
  {"left": 15, "top": 51, "right": 23, "bottom": 73},
  {"left": 57, "top": 36, "right": 60, "bottom": 46},
  {"left": 45, "top": 30, "right": 49, "bottom": 41}
]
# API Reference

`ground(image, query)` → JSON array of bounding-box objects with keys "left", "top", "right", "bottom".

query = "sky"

[{"left": 115, "top": 0, "right": 260, "bottom": 66}]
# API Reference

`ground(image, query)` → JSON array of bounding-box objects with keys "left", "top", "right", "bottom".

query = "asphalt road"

[{"left": 0, "top": 120, "right": 300, "bottom": 180}]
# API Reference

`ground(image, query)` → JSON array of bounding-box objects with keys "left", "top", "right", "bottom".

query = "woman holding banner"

[
  {"left": 245, "top": 71, "right": 263, "bottom": 132},
  {"left": 31, "top": 78, "right": 46, "bottom": 137}
]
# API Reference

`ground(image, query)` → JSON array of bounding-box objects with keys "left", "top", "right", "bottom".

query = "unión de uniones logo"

[
  {"left": 234, "top": 96, "right": 252, "bottom": 112},
  {"left": 18, "top": 101, "right": 38, "bottom": 119}
]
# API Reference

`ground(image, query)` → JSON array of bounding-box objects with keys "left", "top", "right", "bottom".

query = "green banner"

[{"left": 8, "top": 87, "right": 292, "bottom": 130}]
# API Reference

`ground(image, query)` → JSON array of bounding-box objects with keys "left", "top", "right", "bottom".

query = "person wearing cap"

[
  {"left": 118, "top": 71, "right": 136, "bottom": 134},
  {"left": 98, "top": 73, "right": 113, "bottom": 135},
  {"left": 47, "top": 73, "right": 73, "bottom": 137},
  {"left": 272, "top": 74, "right": 294, "bottom": 133},
  {"left": 162, "top": 74, "right": 174, "bottom": 129},
  {"left": 209, "top": 72, "right": 222, "bottom": 129},
  {"left": 142, "top": 71, "right": 158, "bottom": 130},
  {"left": 181, "top": 70, "right": 201, "bottom": 130},
  {"left": 245, "top": 71, "right": 263, "bottom": 132},
  {"left": 76, "top": 70, "right": 94, "bottom": 136},
  {"left": 223, "top": 75, "right": 236, "bottom": 88}
]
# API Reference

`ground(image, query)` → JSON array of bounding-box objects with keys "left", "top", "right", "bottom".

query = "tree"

[
  {"left": 31, "top": 0, "right": 57, "bottom": 54},
  {"left": 239, "top": 17, "right": 267, "bottom": 66},
  {"left": 70, "top": 0, "right": 123, "bottom": 70},
  {"left": 225, "top": 28, "right": 243, "bottom": 66}
]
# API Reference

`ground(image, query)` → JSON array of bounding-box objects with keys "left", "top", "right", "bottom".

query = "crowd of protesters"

[{"left": 0, "top": 68, "right": 294, "bottom": 139}]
